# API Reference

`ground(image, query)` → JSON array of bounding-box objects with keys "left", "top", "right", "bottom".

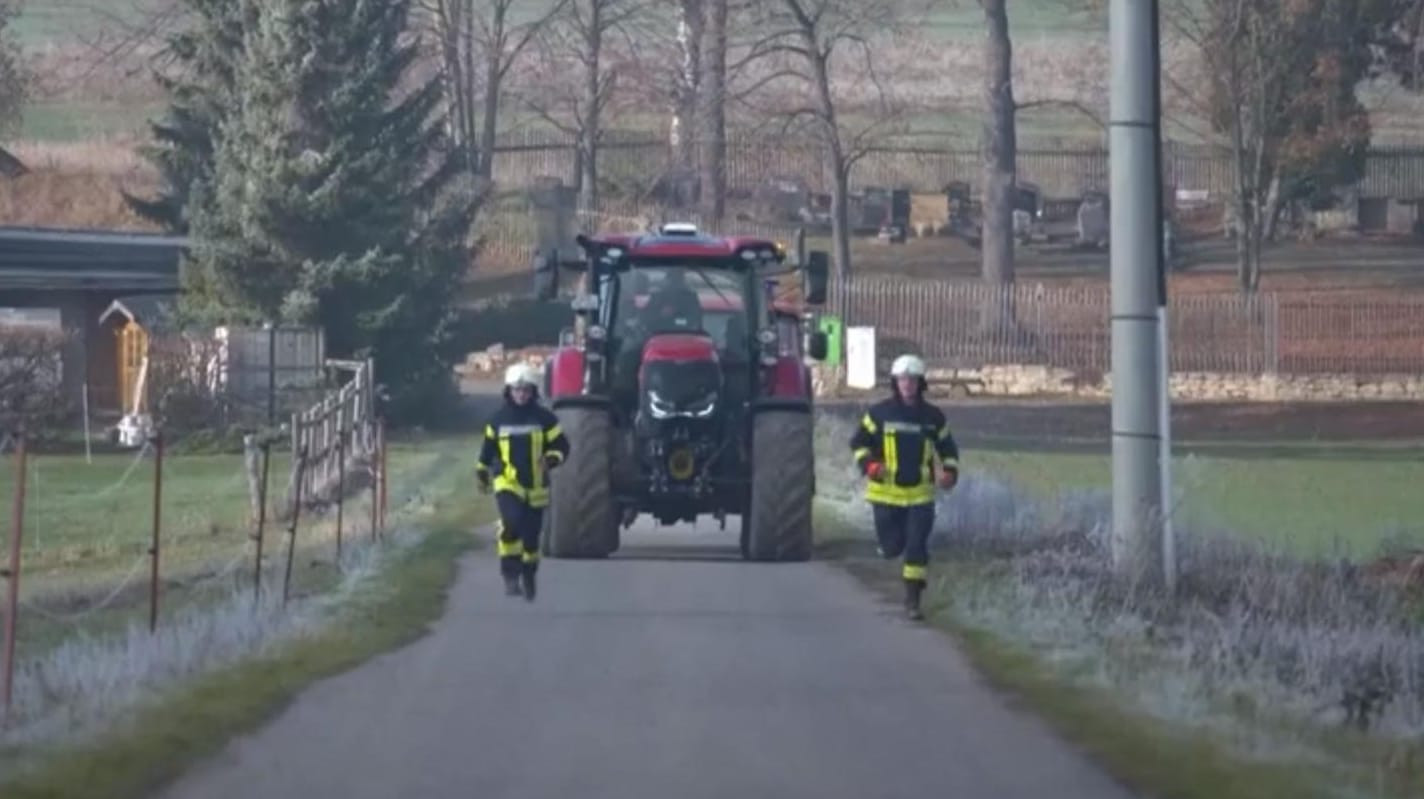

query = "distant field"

[
  {"left": 18, "top": 100, "right": 161, "bottom": 141},
  {"left": 6, "top": 0, "right": 1418, "bottom": 147}
]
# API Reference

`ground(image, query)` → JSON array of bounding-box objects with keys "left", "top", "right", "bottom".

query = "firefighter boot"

[
  {"left": 520, "top": 562, "right": 538, "bottom": 602},
  {"left": 500, "top": 555, "right": 523, "bottom": 597},
  {"left": 904, "top": 579, "right": 925, "bottom": 621}
]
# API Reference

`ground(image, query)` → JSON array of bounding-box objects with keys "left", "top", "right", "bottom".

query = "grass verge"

[
  {"left": 816, "top": 506, "right": 1423, "bottom": 799},
  {"left": 0, "top": 491, "right": 493, "bottom": 799}
]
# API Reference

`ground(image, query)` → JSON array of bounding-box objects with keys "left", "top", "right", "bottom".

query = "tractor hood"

[{"left": 639, "top": 334, "right": 721, "bottom": 419}]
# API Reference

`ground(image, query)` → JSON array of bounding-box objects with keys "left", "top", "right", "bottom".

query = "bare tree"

[
  {"left": 1168, "top": 0, "right": 1403, "bottom": 293},
  {"left": 744, "top": 0, "right": 915, "bottom": 282},
  {"left": 417, "top": 0, "right": 567, "bottom": 178},
  {"left": 63, "top": 0, "right": 188, "bottom": 95},
  {"left": 670, "top": 0, "right": 705, "bottom": 172},
  {"left": 523, "top": 0, "right": 648, "bottom": 209}
]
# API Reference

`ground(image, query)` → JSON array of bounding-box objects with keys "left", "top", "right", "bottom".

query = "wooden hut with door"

[{"left": 95, "top": 295, "right": 178, "bottom": 417}]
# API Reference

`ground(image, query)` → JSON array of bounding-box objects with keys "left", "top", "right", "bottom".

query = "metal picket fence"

[{"left": 828, "top": 276, "right": 1424, "bottom": 376}]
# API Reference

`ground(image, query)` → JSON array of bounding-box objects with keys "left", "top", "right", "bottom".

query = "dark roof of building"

[{"left": 0, "top": 225, "right": 187, "bottom": 291}]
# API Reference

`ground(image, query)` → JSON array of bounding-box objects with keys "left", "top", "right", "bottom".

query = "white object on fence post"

[{"left": 845, "top": 327, "right": 877, "bottom": 390}]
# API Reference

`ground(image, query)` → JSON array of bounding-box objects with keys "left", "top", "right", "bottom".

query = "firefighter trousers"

[
  {"left": 872, "top": 502, "right": 935, "bottom": 585},
  {"left": 495, "top": 491, "right": 542, "bottom": 579}
]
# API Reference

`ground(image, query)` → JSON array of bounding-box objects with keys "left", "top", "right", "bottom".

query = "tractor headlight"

[
  {"left": 587, "top": 324, "right": 607, "bottom": 340},
  {"left": 756, "top": 327, "right": 777, "bottom": 345},
  {"left": 649, "top": 390, "right": 717, "bottom": 419}
]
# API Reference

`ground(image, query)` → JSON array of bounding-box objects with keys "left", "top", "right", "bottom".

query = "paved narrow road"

[{"left": 159, "top": 520, "right": 1135, "bottom": 799}]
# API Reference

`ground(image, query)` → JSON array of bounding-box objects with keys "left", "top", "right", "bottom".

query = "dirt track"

[{"left": 156, "top": 521, "right": 1137, "bottom": 799}]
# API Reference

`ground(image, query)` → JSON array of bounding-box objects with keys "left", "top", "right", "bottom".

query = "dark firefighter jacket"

[
  {"left": 848, "top": 396, "right": 959, "bottom": 506},
  {"left": 476, "top": 402, "right": 570, "bottom": 508}
]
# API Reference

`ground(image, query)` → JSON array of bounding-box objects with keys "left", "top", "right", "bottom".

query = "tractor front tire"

[
  {"left": 744, "top": 409, "right": 814, "bottom": 562},
  {"left": 545, "top": 404, "right": 620, "bottom": 559}
]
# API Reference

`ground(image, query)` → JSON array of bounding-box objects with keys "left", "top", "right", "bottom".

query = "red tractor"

[{"left": 531, "top": 222, "right": 831, "bottom": 561}]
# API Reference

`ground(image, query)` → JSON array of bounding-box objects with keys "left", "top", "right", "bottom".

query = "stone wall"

[{"left": 810, "top": 363, "right": 1424, "bottom": 402}]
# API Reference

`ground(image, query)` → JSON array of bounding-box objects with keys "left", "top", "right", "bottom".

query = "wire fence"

[
  {"left": 828, "top": 277, "right": 1424, "bottom": 377},
  {"left": 0, "top": 400, "right": 389, "bottom": 732}
]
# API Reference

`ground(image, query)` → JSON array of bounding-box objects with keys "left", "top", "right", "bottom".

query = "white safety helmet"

[
  {"left": 890, "top": 354, "right": 927, "bottom": 378},
  {"left": 504, "top": 361, "right": 541, "bottom": 389}
]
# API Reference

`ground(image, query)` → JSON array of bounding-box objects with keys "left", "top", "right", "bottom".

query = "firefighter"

[
  {"left": 848, "top": 353, "right": 959, "bottom": 621},
  {"left": 476, "top": 361, "right": 570, "bottom": 601}
]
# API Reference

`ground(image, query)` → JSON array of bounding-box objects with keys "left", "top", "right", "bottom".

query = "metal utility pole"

[
  {"left": 1108, "top": 0, "right": 1166, "bottom": 582},
  {"left": 1149, "top": 0, "right": 1177, "bottom": 594}
]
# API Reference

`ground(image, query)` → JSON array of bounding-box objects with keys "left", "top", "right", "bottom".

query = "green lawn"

[
  {"left": 7, "top": 446, "right": 294, "bottom": 595},
  {"left": 969, "top": 442, "right": 1424, "bottom": 559}
]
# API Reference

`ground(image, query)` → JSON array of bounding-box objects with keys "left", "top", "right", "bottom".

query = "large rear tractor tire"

[
  {"left": 744, "top": 409, "right": 814, "bottom": 562},
  {"left": 544, "top": 404, "right": 620, "bottom": 559}
]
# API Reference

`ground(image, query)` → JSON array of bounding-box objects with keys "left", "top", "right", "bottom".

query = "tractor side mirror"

[
  {"left": 803, "top": 250, "right": 829, "bottom": 305},
  {"left": 807, "top": 330, "right": 829, "bottom": 361},
  {"left": 532, "top": 249, "right": 559, "bottom": 301}
]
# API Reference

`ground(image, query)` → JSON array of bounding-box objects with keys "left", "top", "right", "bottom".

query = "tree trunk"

[
  {"left": 981, "top": 0, "right": 1017, "bottom": 331},
  {"left": 698, "top": 0, "right": 727, "bottom": 224},
  {"left": 478, "top": 56, "right": 500, "bottom": 179},
  {"left": 831, "top": 158, "right": 852, "bottom": 282},
  {"left": 437, "top": 0, "right": 476, "bottom": 173},
  {"left": 580, "top": 1, "right": 603, "bottom": 211},
  {"left": 672, "top": 0, "right": 703, "bottom": 173}
]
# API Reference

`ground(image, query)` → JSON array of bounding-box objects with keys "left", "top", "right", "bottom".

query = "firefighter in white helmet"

[
  {"left": 476, "top": 361, "right": 569, "bottom": 601},
  {"left": 848, "top": 353, "right": 959, "bottom": 620}
]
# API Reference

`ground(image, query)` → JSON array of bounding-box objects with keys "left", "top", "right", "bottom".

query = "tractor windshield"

[{"left": 613, "top": 264, "right": 751, "bottom": 353}]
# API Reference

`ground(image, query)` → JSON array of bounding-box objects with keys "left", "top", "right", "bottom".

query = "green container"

[{"left": 817, "top": 314, "right": 844, "bottom": 365}]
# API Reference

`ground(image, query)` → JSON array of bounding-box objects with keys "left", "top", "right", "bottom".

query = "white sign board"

[{"left": 845, "top": 326, "right": 877, "bottom": 390}]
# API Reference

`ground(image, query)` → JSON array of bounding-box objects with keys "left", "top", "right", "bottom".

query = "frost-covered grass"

[
  {"left": 972, "top": 444, "right": 1424, "bottom": 559},
  {"left": 0, "top": 433, "right": 491, "bottom": 792},
  {"left": 812, "top": 412, "right": 1424, "bottom": 798}
]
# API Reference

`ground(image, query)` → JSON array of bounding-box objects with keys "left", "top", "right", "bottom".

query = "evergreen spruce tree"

[
  {"left": 126, "top": 0, "right": 250, "bottom": 234},
  {"left": 189, "top": 0, "right": 481, "bottom": 421}
]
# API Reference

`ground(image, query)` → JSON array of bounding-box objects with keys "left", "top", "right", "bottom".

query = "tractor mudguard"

[{"left": 546, "top": 347, "right": 587, "bottom": 399}]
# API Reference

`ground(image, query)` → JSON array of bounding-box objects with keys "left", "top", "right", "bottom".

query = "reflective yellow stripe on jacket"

[
  {"left": 493, "top": 422, "right": 549, "bottom": 506},
  {"left": 865, "top": 421, "right": 936, "bottom": 506}
]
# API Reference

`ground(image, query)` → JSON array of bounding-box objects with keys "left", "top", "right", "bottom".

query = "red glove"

[
  {"left": 938, "top": 467, "right": 958, "bottom": 490},
  {"left": 864, "top": 460, "right": 885, "bottom": 481}
]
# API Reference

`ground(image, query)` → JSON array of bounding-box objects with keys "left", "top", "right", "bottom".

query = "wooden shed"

[{"left": 96, "top": 295, "right": 178, "bottom": 415}]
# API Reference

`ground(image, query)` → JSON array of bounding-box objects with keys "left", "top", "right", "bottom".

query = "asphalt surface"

[{"left": 157, "top": 519, "right": 1136, "bottom": 799}]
